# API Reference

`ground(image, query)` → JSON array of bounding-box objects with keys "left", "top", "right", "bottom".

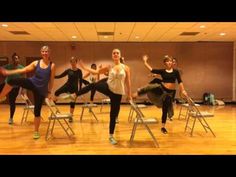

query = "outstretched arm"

[
  {"left": 78, "top": 60, "right": 109, "bottom": 75},
  {"left": 179, "top": 82, "right": 188, "bottom": 98},
  {"left": 0, "top": 61, "right": 37, "bottom": 76},
  {"left": 142, "top": 55, "right": 153, "bottom": 71},
  {"left": 55, "top": 69, "right": 68, "bottom": 79}
]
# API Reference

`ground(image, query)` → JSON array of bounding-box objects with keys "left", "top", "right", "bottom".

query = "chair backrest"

[
  {"left": 45, "top": 98, "right": 60, "bottom": 117},
  {"left": 129, "top": 100, "right": 145, "bottom": 118},
  {"left": 21, "top": 94, "right": 33, "bottom": 106}
]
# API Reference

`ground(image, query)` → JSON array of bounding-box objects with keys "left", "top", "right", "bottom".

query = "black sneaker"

[
  {"left": 169, "top": 117, "right": 173, "bottom": 121},
  {"left": 161, "top": 127, "right": 168, "bottom": 134}
]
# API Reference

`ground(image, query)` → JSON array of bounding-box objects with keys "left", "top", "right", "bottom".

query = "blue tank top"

[{"left": 29, "top": 60, "right": 51, "bottom": 96}]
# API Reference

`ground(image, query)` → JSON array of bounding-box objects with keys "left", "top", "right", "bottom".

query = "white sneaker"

[
  {"left": 109, "top": 137, "right": 117, "bottom": 145},
  {"left": 8, "top": 118, "right": 13, "bottom": 124}
]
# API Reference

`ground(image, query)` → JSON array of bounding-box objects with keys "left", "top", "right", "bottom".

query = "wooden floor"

[{"left": 0, "top": 103, "right": 236, "bottom": 155}]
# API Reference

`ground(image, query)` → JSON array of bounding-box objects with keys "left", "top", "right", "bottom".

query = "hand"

[
  {"left": 0, "top": 67, "right": 7, "bottom": 76},
  {"left": 142, "top": 55, "right": 149, "bottom": 62},
  {"left": 126, "top": 95, "right": 132, "bottom": 101},
  {"left": 181, "top": 90, "right": 188, "bottom": 98},
  {"left": 148, "top": 73, "right": 157, "bottom": 77},
  {"left": 47, "top": 93, "right": 53, "bottom": 100}
]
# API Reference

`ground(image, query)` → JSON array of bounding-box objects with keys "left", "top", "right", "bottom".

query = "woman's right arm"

[
  {"left": 79, "top": 60, "right": 109, "bottom": 75},
  {"left": 83, "top": 72, "right": 90, "bottom": 79},
  {"left": 55, "top": 69, "right": 68, "bottom": 79},
  {"left": 1, "top": 61, "right": 37, "bottom": 76},
  {"left": 142, "top": 55, "right": 153, "bottom": 71}
]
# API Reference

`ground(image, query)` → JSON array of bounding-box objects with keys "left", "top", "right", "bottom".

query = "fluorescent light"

[
  {"left": 1, "top": 24, "right": 8, "bottom": 27},
  {"left": 200, "top": 25, "right": 205, "bottom": 28},
  {"left": 135, "top": 36, "right": 140, "bottom": 39},
  {"left": 71, "top": 36, "right": 77, "bottom": 39},
  {"left": 104, "top": 36, "right": 108, "bottom": 39},
  {"left": 219, "top": 32, "right": 226, "bottom": 36}
]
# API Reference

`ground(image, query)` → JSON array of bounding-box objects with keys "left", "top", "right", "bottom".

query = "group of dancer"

[{"left": 0, "top": 45, "right": 187, "bottom": 145}]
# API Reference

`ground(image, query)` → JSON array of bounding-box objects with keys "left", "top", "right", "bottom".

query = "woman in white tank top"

[{"left": 77, "top": 49, "right": 132, "bottom": 145}]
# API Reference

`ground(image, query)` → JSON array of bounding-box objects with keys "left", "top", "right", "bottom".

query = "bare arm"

[
  {"left": 125, "top": 65, "right": 132, "bottom": 100},
  {"left": 142, "top": 55, "right": 153, "bottom": 71},
  {"left": 2, "top": 61, "right": 37, "bottom": 76},
  {"left": 83, "top": 72, "right": 90, "bottom": 79},
  {"left": 179, "top": 82, "right": 188, "bottom": 97},
  {"left": 47, "top": 63, "right": 56, "bottom": 98},
  {"left": 78, "top": 60, "right": 109, "bottom": 75}
]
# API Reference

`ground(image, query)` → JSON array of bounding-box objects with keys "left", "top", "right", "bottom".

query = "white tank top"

[
  {"left": 89, "top": 73, "right": 97, "bottom": 83},
  {"left": 107, "top": 63, "right": 126, "bottom": 95}
]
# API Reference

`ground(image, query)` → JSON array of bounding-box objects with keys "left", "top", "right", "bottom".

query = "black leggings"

[
  {"left": 82, "top": 79, "right": 96, "bottom": 101},
  {"left": 0, "top": 83, "right": 20, "bottom": 119},
  {"left": 55, "top": 84, "right": 78, "bottom": 109},
  {"left": 8, "top": 78, "right": 45, "bottom": 117},
  {"left": 77, "top": 78, "right": 122, "bottom": 134},
  {"left": 162, "top": 95, "right": 172, "bottom": 124}
]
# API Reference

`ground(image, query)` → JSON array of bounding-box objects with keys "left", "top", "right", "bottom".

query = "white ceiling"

[{"left": 0, "top": 22, "right": 236, "bottom": 42}]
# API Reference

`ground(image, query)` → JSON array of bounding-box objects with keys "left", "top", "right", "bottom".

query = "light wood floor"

[{"left": 0, "top": 103, "right": 235, "bottom": 155}]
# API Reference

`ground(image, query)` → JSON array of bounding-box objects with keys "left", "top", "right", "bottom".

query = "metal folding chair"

[
  {"left": 45, "top": 98, "right": 75, "bottom": 140},
  {"left": 178, "top": 100, "right": 200, "bottom": 120},
  {"left": 80, "top": 103, "right": 98, "bottom": 122},
  {"left": 128, "top": 103, "right": 147, "bottom": 122},
  {"left": 184, "top": 96, "right": 216, "bottom": 137},
  {"left": 20, "top": 94, "right": 35, "bottom": 124},
  {"left": 129, "top": 100, "right": 159, "bottom": 147},
  {"left": 100, "top": 98, "right": 110, "bottom": 112}
]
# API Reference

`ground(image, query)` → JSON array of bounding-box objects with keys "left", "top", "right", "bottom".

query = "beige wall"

[{"left": 0, "top": 41, "right": 233, "bottom": 102}]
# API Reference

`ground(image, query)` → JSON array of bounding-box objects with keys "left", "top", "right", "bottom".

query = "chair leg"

[
  {"left": 62, "top": 118, "right": 75, "bottom": 135},
  {"left": 90, "top": 109, "right": 98, "bottom": 122},
  {"left": 45, "top": 119, "right": 52, "bottom": 140},
  {"left": 190, "top": 117, "right": 197, "bottom": 136},
  {"left": 130, "top": 122, "right": 138, "bottom": 143},
  {"left": 100, "top": 102, "right": 103, "bottom": 112},
  {"left": 128, "top": 107, "right": 132, "bottom": 122},
  {"left": 143, "top": 122, "right": 159, "bottom": 147},
  {"left": 80, "top": 107, "right": 85, "bottom": 122},
  {"left": 178, "top": 106, "right": 183, "bottom": 120},
  {"left": 21, "top": 109, "right": 26, "bottom": 124}
]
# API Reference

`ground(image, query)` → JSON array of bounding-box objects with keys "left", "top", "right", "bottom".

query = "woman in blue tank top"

[{"left": 0, "top": 46, "right": 56, "bottom": 139}]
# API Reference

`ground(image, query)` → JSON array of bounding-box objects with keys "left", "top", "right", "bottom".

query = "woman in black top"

[
  {"left": 133, "top": 55, "right": 188, "bottom": 134},
  {"left": 54, "top": 57, "right": 83, "bottom": 121}
]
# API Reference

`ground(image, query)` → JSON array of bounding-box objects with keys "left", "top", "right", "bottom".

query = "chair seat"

[
  {"left": 137, "top": 104, "right": 147, "bottom": 108},
  {"left": 134, "top": 117, "right": 158, "bottom": 124},
  {"left": 189, "top": 111, "right": 214, "bottom": 117},
  {"left": 24, "top": 105, "right": 35, "bottom": 109},
  {"left": 50, "top": 113, "right": 72, "bottom": 119},
  {"left": 182, "top": 103, "right": 200, "bottom": 107},
  {"left": 82, "top": 103, "right": 97, "bottom": 108},
  {"left": 102, "top": 99, "right": 110, "bottom": 102}
]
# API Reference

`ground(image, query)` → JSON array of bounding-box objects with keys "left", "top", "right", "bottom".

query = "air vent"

[
  {"left": 97, "top": 32, "right": 114, "bottom": 36},
  {"left": 9, "top": 31, "right": 30, "bottom": 35},
  {"left": 180, "top": 32, "right": 199, "bottom": 36}
]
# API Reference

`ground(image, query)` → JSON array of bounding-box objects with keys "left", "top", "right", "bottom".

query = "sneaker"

[
  {"left": 109, "top": 137, "right": 117, "bottom": 145},
  {"left": 169, "top": 117, "right": 173, "bottom": 121},
  {"left": 0, "top": 96, "right": 6, "bottom": 103},
  {"left": 8, "top": 118, "right": 13, "bottom": 125},
  {"left": 161, "top": 127, "right": 168, "bottom": 134},
  {"left": 33, "top": 132, "right": 40, "bottom": 139}
]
